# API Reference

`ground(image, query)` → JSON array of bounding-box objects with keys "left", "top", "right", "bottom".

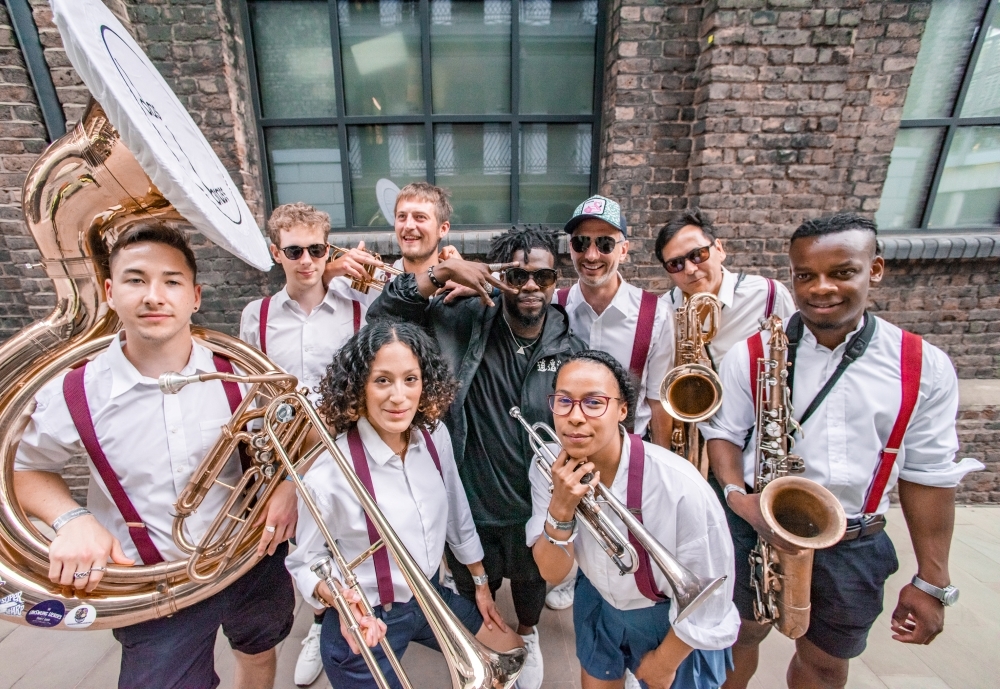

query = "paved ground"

[{"left": 0, "top": 505, "right": 997, "bottom": 689}]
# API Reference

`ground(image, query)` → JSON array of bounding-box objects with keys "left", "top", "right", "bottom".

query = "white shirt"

[
  {"left": 525, "top": 434, "right": 739, "bottom": 650},
  {"left": 562, "top": 278, "right": 675, "bottom": 435},
  {"left": 14, "top": 336, "right": 244, "bottom": 563},
  {"left": 286, "top": 418, "right": 484, "bottom": 609},
  {"left": 661, "top": 268, "right": 795, "bottom": 368},
  {"left": 240, "top": 277, "right": 367, "bottom": 401},
  {"left": 701, "top": 315, "right": 983, "bottom": 518}
]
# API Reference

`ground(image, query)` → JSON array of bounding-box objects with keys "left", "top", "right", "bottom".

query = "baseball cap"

[{"left": 563, "top": 195, "right": 627, "bottom": 236}]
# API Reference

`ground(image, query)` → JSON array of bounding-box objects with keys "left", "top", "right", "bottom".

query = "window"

[
  {"left": 241, "top": 0, "right": 605, "bottom": 230},
  {"left": 877, "top": 0, "right": 1000, "bottom": 232}
]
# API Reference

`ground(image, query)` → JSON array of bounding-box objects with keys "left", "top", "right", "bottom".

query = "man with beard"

[
  {"left": 702, "top": 214, "right": 982, "bottom": 689},
  {"left": 368, "top": 226, "right": 587, "bottom": 689}
]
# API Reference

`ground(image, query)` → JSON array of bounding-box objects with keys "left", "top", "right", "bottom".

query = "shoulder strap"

[
  {"left": 861, "top": 331, "right": 923, "bottom": 515},
  {"left": 628, "top": 291, "right": 659, "bottom": 381},
  {"left": 353, "top": 300, "right": 362, "bottom": 334},
  {"left": 258, "top": 296, "right": 271, "bottom": 355},
  {"left": 764, "top": 279, "right": 776, "bottom": 319},
  {"left": 63, "top": 364, "right": 165, "bottom": 565},
  {"left": 347, "top": 427, "right": 395, "bottom": 606},
  {"left": 418, "top": 427, "right": 443, "bottom": 477},
  {"left": 556, "top": 287, "right": 570, "bottom": 307},
  {"left": 213, "top": 355, "right": 251, "bottom": 472},
  {"left": 626, "top": 434, "right": 667, "bottom": 602}
]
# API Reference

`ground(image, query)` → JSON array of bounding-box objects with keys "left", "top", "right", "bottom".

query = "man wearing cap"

[{"left": 545, "top": 196, "right": 676, "bottom": 616}]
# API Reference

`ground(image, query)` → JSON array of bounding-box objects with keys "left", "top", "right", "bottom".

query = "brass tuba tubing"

[{"left": 509, "top": 407, "right": 726, "bottom": 624}]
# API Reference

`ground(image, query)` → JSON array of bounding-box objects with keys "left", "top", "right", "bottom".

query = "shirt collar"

[
  {"left": 799, "top": 315, "right": 866, "bottom": 354},
  {"left": 356, "top": 417, "right": 416, "bottom": 467},
  {"left": 569, "top": 274, "right": 636, "bottom": 316},
  {"left": 107, "top": 333, "right": 215, "bottom": 399},
  {"left": 273, "top": 280, "right": 350, "bottom": 316},
  {"left": 717, "top": 268, "right": 737, "bottom": 308}
]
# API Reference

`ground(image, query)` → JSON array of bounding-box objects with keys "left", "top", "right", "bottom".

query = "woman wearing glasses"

[{"left": 527, "top": 350, "right": 739, "bottom": 689}]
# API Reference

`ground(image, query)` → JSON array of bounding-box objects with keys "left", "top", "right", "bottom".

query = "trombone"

[
  {"left": 331, "top": 244, "right": 404, "bottom": 293},
  {"left": 509, "top": 407, "right": 725, "bottom": 624},
  {"left": 162, "top": 372, "right": 525, "bottom": 689}
]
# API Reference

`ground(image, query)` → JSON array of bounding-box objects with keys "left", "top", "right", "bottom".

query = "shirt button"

[{"left": 170, "top": 428, "right": 178, "bottom": 434}]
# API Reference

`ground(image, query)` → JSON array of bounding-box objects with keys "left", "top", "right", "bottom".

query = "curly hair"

[
  {"left": 266, "top": 202, "right": 331, "bottom": 245},
  {"left": 486, "top": 225, "right": 560, "bottom": 264},
  {"left": 316, "top": 321, "right": 458, "bottom": 433},
  {"left": 553, "top": 349, "right": 637, "bottom": 429}
]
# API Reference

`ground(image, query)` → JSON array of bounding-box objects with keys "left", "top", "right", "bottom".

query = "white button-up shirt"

[
  {"left": 240, "top": 277, "right": 367, "bottom": 401},
  {"left": 562, "top": 278, "right": 675, "bottom": 436},
  {"left": 14, "top": 335, "right": 244, "bottom": 563},
  {"left": 701, "top": 315, "right": 983, "bottom": 517},
  {"left": 661, "top": 268, "right": 795, "bottom": 368},
  {"left": 525, "top": 434, "right": 739, "bottom": 650},
  {"left": 286, "top": 418, "right": 484, "bottom": 609}
]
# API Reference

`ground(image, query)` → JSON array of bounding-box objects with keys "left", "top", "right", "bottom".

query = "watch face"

[{"left": 943, "top": 586, "right": 960, "bottom": 606}]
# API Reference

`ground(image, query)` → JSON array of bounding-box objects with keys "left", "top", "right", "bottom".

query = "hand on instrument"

[
  {"left": 317, "top": 582, "right": 388, "bottom": 653},
  {"left": 253, "top": 480, "right": 298, "bottom": 557},
  {"left": 890, "top": 582, "right": 945, "bottom": 645},
  {"left": 48, "top": 514, "right": 134, "bottom": 593},
  {"left": 473, "top": 580, "right": 509, "bottom": 633},
  {"left": 727, "top": 491, "right": 800, "bottom": 553},
  {"left": 549, "top": 449, "right": 597, "bottom": 522},
  {"left": 430, "top": 257, "right": 518, "bottom": 307},
  {"left": 324, "top": 241, "right": 382, "bottom": 284}
]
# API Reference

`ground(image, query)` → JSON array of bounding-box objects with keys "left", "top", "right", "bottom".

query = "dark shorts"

[
  {"left": 709, "top": 477, "right": 900, "bottom": 659},
  {"left": 112, "top": 542, "right": 295, "bottom": 689},
  {"left": 573, "top": 572, "right": 731, "bottom": 689},
  {"left": 445, "top": 522, "right": 547, "bottom": 628},
  {"left": 320, "top": 571, "right": 483, "bottom": 689}
]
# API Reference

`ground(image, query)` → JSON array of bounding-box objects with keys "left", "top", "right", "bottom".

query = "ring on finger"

[
  {"left": 265, "top": 525, "right": 277, "bottom": 533},
  {"left": 91, "top": 566, "right": 107, "bottom": 572},
  {"left": 73, "top": 570, "right": 91, "bottom": 579}
]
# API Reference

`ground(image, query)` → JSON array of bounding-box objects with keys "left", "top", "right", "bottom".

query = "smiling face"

[
  {"left": 570, "top": 218, "right": 627, "bottom": 288},
  {"left": 658, "top": 224, "right": 726, "bottom": 297},
  {"left": 502, "top": 247, "right": 556, "bottom": 328},
  {"left": 105, "top": 241, "right": 201, "bottom": 347},
  {"left": 364, "top": 340, "right": 423, "bottom": 438},
  {"left": 789, "top": 229, "right": 883, "bottom": 337},
  {"left": 271, "top": 223, "right": 329, "bottom": 292},
  {"left": 394, "top": 197, "right": 449, "bottom": 264},
  {"left": 552, "top": 360, "right": 628, "bottom": 460}
]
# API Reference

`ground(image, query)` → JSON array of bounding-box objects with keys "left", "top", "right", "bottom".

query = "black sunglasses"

[
  {"left": 503, "top": 267, "right": 559, "bottom": 289},
  {"left": 279, "top": 243, "right": 329, "bottom": 260},
  {"left": 661, "top": 244, "right": 712, "bottom": 274},
  {"left": 570, "top": 235, "right": 623, "bottom": 255}
]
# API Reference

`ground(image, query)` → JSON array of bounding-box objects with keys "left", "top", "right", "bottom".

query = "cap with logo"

[{"left": 563, "top": 195, "right": 627, "bottom": 236}]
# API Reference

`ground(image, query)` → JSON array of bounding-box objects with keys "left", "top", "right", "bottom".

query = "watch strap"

[
  {"left": 911, "top": 575, "right": 958, "bottom": 605},
  {"left": 471, "top": 573, "right": 489, "bottom": 586},
  {"left": 546, "top": 511, "right": 577, "bottom": 531},
  {"left": 723, "top": 483, "right": 747, "bottom": 505}
]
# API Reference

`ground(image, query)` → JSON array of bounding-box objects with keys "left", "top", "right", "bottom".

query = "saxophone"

[
  {"left": 748, "top": 315, "right": 846, "bottom": 639},
  {"left": 659, "top": 292, "right": 723, "bottom": 469}
]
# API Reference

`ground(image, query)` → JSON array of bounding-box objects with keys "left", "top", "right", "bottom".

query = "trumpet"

[
  {"left": 331, "top": 244, "right": 404, "bottom": 293},
  {"left": 509, "top": 407, "right": 725, "bottom": 624}
]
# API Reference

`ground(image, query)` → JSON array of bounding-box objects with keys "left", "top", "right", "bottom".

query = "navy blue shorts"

[
  {"left": 710, "top": 477, "right": 900, "bottom": 659},
  {"left": 112, "top": 542, "right": 295, "bottom": 689},
  {"left": 572, "top": 572, "right": 731, "bottom": 689},
  {"left": 320, "top": 571, "right": 483, "bottom": 689}
]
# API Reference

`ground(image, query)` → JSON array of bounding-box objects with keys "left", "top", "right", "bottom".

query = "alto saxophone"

[{"left": 748, "top": 315, "right": 846, "bottom": 639}]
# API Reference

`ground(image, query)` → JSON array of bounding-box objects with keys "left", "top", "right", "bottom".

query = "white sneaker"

[
  {"left": 544, "top": 578, "right": 574, "bottom": 610},
  {"left": 294, "top": 622, "right": 323, "bottom": 686},
  {"left": 515, "top": 628, "right": 544, "bottom": 689},
  {"left": 441, "top": 567, "right": 459, "bottom": 594},
  {"left": 624, "top": 669, "right": 641, "bottom": 689}
]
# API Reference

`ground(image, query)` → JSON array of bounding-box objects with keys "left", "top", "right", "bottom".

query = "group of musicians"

[{"left": 10, "top": 182, "right": 980, "bottom": 689}]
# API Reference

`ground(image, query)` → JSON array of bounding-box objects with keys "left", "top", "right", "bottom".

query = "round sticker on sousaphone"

[{"left": 51, "top": 0, "right": 272, "bottom": 271}]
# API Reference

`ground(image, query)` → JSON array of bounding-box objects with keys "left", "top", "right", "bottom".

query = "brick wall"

[{"left": 956, "top": 406, "right": 999, "bottom": 503}]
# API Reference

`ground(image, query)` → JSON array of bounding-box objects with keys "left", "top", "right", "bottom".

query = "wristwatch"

[
  {"left": 471, "top": 573, "right": 489, "bottom": 587},
  {"left": 723, "top": 484, "right": 747, "bottom": 505},
  {"left": 911, "top": 575, "right": 960, "bottom": 606}
]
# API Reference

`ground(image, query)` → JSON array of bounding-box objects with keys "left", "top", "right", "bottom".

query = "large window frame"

[
  {"left": 891, "top": 0, "right": 1000, "bottom": 233},
  {"left": 238, "top": 0, "right": 607, "bottom": 231}
]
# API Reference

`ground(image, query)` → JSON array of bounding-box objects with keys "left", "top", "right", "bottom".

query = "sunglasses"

[
  {"left": 278, "top": 243, "right": 329, "bottom": 261},
  {"left": 661, "top": 244, "right": 713, "bottom": 274},
  {"left": 548, "top": 394, "right": 623, "bottom": 419},
  {"left": 503, "top": 267, "right": 559, "bottom": 289},
  {"left": 570, "top": 235, "right": 623, "bottom": 255}
]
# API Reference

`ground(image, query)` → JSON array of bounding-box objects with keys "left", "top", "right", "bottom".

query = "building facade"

[{"left": 0, "top": 0, "right": 997, "bottom": 501}]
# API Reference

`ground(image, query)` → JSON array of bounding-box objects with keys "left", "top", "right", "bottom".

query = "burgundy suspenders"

[
  {"left": 625, "top": 434, "right": 667, "bottom": 602},
  {"left": 763, "top": 278, "right": 776, "bottom": 319},
  {"left": 258, "top": 294, "right": 361, "bottom": 356}
]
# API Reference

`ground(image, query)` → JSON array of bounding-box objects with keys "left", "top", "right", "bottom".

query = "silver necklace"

[{"left": 502, "top": 313, "right": 541, "bottom": 355}]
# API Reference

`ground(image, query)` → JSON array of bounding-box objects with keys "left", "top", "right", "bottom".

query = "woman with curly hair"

[
  {"left": 285, "top": 320, "right": 523, "bottom": 689},
  {"left": 527, "top": 349, "right": 739, "bottom": 689}
]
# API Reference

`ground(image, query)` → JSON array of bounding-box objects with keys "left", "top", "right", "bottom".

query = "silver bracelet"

[
  {"left": 545, "top": 510, "right": 577, "bottom": 532},
  {"left": 52, "top": 507, "right": 91, "bottom": 532}
]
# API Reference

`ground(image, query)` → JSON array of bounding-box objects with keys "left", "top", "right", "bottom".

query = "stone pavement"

[{"left": 0, "top": 506, "right": 997, "bottom": 689}]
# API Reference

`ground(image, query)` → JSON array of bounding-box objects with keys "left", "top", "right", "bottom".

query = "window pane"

[
  {"left": 929, "top": 126, "right": 1000, "bottom": 227},
  {"left": 339, "top": 0, "right": 422, "bottom": 116},
  {"left": 519, "top": 124, "right": 592, "bottom": 223},
  {"left": 347, "top": 125, "right": 426, "bottom": 226},
  {"left": 875, "top": 128, "right": 945, "bottom": 230},
  {"left": 265, "top": 128, "right": 346, "bottom": 227},
  {"left": 961, "top": 6, "right": 1000, "bottom": 117},
  {"left": 902, "top": 0, "right": 986, "bottom": 120},
  {"left": 435, "top": 123, "right": 510, "bottom": 223},
  {"left": 431, "top": 0, "right": 511, "bottom": 114},
  {"left": 249, "top": 2, "right": 336, "bottom": 119},
  {"left": 520, "top": 0, "right": 598, "bottom": 114}
]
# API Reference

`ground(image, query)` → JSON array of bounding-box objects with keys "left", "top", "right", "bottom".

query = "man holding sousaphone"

[{"left": 702, "top": 214, "right": 983, "bottom": 689}]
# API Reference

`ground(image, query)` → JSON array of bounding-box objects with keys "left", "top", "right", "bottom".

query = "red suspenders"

[
  {"left": 346, "top": 426, "right": 443, "bottom": 606},
  {"left": 763, "top": 278, "right": 776, "bottom": 319},
  {"left": 258, "top": 295, "right": 362, "bottom": 356},
  {"left": 63, "top": 355, "right": 244, "bottom": 565}
]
